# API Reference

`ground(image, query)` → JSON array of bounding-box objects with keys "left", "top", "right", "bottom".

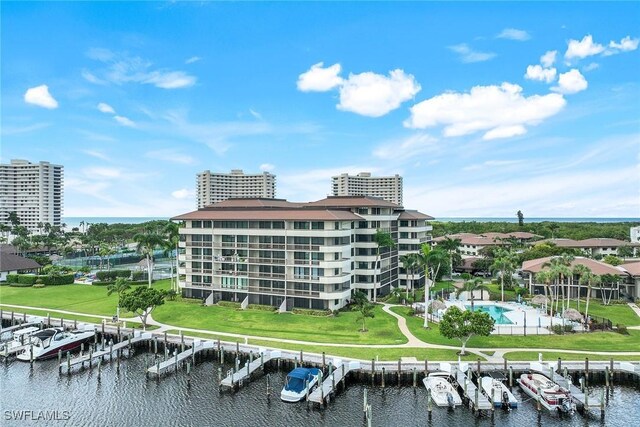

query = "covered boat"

[
  {"left": 517, "top": 372, "right": 574, "bottom": 413},
  {"left": 480, "top": 376, "right": 519, "bottom": 409},
  {"left": 280, "top": 367, "right": 322, "bottom": 402}
]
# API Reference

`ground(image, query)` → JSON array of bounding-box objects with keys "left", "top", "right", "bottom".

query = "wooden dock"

[
  {"left": 147, "top": 340, "right": 216, "bottom": 376},
  {"left": 530, "top": 362, "right": 603, "bottom": 410},
  {"left": 453, "top": 364, "right": 493, "bottom": 411},
  {"left": 219, "top": 349, "right": 275, "bottom": 387},
  {"left": 307, "top": 360, "right": 359, "bottom": 404},
  {"left": 61, "top": 331, "right": 153, "bottom": 370}
]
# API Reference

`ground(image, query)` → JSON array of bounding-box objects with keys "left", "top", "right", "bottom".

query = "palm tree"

[
  {"left": 571, "top": 264, "right": 590, "bottom": 311},
  {"left": 438, "top": 236, "right": 461, "bottom": 279},
  {"left": 490, "top": 249, "right": 515, "bottom": 303},
  {"left": 580, "top": 271, "right": 601, "bottom": 321},
  {"left": 535, "top": 270, "right": 555, "bottom": 327},
  {"left": 133, "top": 229, "right": 165, "bottom": 288},
  {"left": 456, "top": 278, "right": 489, "bottom": 310},
  {"left": 417, "top": 244, "right": 432, "bottom": 328},
  {"left": 548, "top": 223, "right": 560, "bottom": 239},
  {"left": 545, "top": 255, "right": 574, "bottom": 313},
  {"left": 372, "top": 229, "right": 395, "bottom": 303},
  {"left": 400, "top": 253, "right": 418, "bottom": 301},
  {"left": 163, "top": 221, "right": 180, "bottom": 292}
]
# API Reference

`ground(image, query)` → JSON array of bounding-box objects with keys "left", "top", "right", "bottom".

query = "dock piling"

[
  {"left": 363, "top": 388, "right": 368, "bottom": 413},
  {"left": 508, "top": 366, "right": 513, "bottom": 388},
  {"left": 322, "top": 352, "right": 326, "bottom": 370},
  {"left": 97, "top": 359, "right": 102, "bottom": 381},
  {"left": 381, "top": 367, "right": 385, "bottom": 388},
  {"left": 300, "top": 350, "right": 303, "bottom": 364},
  {"left": 413, "top": 367, "right": 417, "bottom": 388},
  {"left": 397, "top": 359, "right": 401, "bottom": 385},
  {"left": 58, "top": 350, "right": 62, "bottom": 374},
  {"left": 66, "top": 351, "right": 70, "bottom": 375}
]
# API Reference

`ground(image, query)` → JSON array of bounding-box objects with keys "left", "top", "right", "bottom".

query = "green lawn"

[
  {"left": 392, "top": 306, "right": 640, "bottom": 352},
  {"left": 153, "top": 302, "right": 406, "bottom": 345},
  {"left": 563, "top": 299, "right": 640, "bottom": 327},
  {"left": 0, "top": 279, "right": 171, "bottom": 317},
  {"left": 503, "top": 351, "right": 640, "bottom": 362}
]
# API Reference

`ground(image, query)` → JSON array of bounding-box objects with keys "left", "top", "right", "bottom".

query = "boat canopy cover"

[
  {"left": 284, "top": 368, "right": 321, "bottom": 393},
  {"left": 32, "top": 329, "right": 58, "bottom": 339},
  {"left": 287, "top": 368, "right": 318, "bottom": 380}
]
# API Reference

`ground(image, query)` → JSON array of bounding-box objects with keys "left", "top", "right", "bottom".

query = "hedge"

[
  {"left": 93, "top": 280, "right": 149, "bottom": 287},
  {"left": 292, "top": 308, "right": 332, "bottom": 317},
  {"left": 96, "top": 270, "right": 131, "bottom": 281},
  {"left": 247, "top": 304, "right": 277, "bottom": 312},
  {"left": 131, "top": 271, "right": 148, "bottom": 281},
  {"left": 6, "top": 273, "right": 74, "bottom": 286},
  {"left": 9, "top": 283, "right": 33, "bottom": 288},
  {"left": 217, "top": 301, "right": 241, "bottom": 309}
]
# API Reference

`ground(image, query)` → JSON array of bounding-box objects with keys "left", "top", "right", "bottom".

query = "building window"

[{"left": 294, "top": 221, "right": 310, "bottom": 230}]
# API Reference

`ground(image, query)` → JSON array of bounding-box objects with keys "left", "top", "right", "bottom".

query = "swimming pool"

[{"left": 466, "top": 304, "right": 513, "bottom": 324}]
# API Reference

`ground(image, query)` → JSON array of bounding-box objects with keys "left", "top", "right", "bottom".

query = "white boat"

[
  {"left": 422, "top": 372, "right": 462, "bottom": 408},
  {"left": 280, "top": 367, "right": 322, "bottom": 402},
  {"left": 0, "top": 326, "right": 40, "bottom": 355},
  {"left": 480, "top": 376, "right": 519, "bottom": 409},
  {"left": 16, "top": 327, "right": 94, "bottom": 361},
  {"left": 517, "top": 372, "right": 574, "bottom": 413}
]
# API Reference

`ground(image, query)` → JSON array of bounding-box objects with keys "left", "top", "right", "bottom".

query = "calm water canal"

[{"left": 1, "top": 354, "right": 638, "bottom": 426}]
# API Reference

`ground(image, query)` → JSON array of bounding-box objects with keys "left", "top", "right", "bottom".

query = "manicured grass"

[
  {"left": 503, "top": 351, "right": 640, "bottom": 362},
  {"left": 392, "top": 306, "right": 640, "bottom": 352},
  {"left": 0, "top": 279, "right": 171, "bottom": 317},
  {"left": 247, "top": 338, "right": 479, "bottom": 361},
  {"left": 153, "top": 302, "right": 406, "bottom": 345},
  {"left": 563, "top": 299, "right": 640, "bottom": 327},
  {"left": 0, "top": 306, "right": 107, "bottom": 325}
]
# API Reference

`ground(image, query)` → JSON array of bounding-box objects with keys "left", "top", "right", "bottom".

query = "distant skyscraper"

[
  {"left": 0, "top": 159, "right": 64, "bottom": 233},
  {"left": 331, "top": 172, "right": 403, "bottom": 205},
  {"left": 196, "top": 169, "right": 276, "bottom": 208}
]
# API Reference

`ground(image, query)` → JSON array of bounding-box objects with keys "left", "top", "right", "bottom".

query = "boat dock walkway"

[
  {"left": 530, "top": 362, "right": 603, "bottom": 409},
  {"left": 61, "top": 331, "right": 153, "bottom": 370},
  {"left": 147, "top": 340, "right": 216, "bottom": 376},
  {"left": 453, "top": 364, "right": 493, "bottom": 411},
  {"left": 308, "top": 360, "right": 359, "bottom": 404},
  {"left": 219, "top": 349, "right": 275, "bottom": 388}
]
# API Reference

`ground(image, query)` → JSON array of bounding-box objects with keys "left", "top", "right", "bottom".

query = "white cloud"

[
  {"left": 565, "top": 35, "right": 605, "bottom": 60},
  {"left": 463, "top": 159, "right": 524, "bottom": 171},
  {"left": 97, "top": 102, "right": 115, "bottom": 114},
  {"left": 171, "top": 188, "right": 195, "bottom": 199},
  {"left": 85, "top": 49, "right": 196, "bottom": 89},
  {"left": 114, "top": 115, "right": 136, "bottom": 127},
  {"left": 497, "top": 28, "right": 531, "bottom": 41},
  {"left": 605, "top": 36, "right": 639, "bottom": 55},
  {"left": 297, "top": 62, "right": 344, "bottom": 92},
  {"left": 404, "top": 82, "right": 566, "bottom": 140},
  {"left": 540, "top": 50, "right": 557, "bottom": 67},
  {"left": 524, "top": 65, "right": 557, "bottom": 83},
  {"left": 81, "top": 150, "right": 110, "bottom": 161},
  {"left": 449, "top": 44, "right": 496, "bottom": 63},
  {"left": 142, "top": 71, "right": 196, "bottom": 89},
  {"left": 249, "top": 109, "right": 263, "bottom": 120},
  {"left": 373, "top": 133, "right": 439, "bottom": 161},
  {"left": 145, "top": 149, "right": 195, "bottom": 165},
  {"left": 552, "top": 69, "right": 588, "bottom": 94},
  {"left": 337, "top": 69, "right": 421, "bottom": 117},
  {"left": 24, "top": 85, "right": 58, "bottom": 109},
  {"left": 583, "top": 62, "right": 600, "bottom": 72},
  {"left": 83, "top": 166, "right": 121, "bottom": 179},
  {"left": 185, "top": 56, "right": 201, "bottom": 64},
  {"left": 1, "top": 122, "right": 51, "bottom": 136},
  {"left": 259, "top": 163, "right": 275, "bottom": 172}
]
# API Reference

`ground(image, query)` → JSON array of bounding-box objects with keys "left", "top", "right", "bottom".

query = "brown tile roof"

[
  {"left": 521, "top": 256, "right": 628, "bottom": 276},
  {"left": 203, "top": 198, "right": 303, "bottom": 209},
  {"left": 621, "top": 261, "right": 640, "bottom": 276},
  {"left": 398, "top": 210, "right": 435, "bottom": 220},
  {"left": 306, "top": 196, "right": 400, "bottom": 208},
  {"left": 537, "top": 238, "right": 581, "bottom": 247},
  {"left": 434, "top": 232, "right": 540, "bottom": 244},
  {"left": 172, "top": 209, "right": 362, "bottom": 221},
  {"left": 0, "top": 252, "right": 41, "bottom": 272}
]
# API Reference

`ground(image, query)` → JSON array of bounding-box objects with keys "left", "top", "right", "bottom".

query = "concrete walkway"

[{"left": 3, "top": 302, "right": 640, "bottom": 361}]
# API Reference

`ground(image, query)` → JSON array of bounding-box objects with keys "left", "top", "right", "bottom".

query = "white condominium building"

[
  {"left": 173, "top": 196, "right": 433, "bottom": 311},
  {"left": 196, "top": 169, "right": 276, "bottom": 208},
  {"left": 0, "top": 159, "right": 63, "bottom": 233},
  {"left": 332, "top": 172, "right": 403, "bottom": 205}
]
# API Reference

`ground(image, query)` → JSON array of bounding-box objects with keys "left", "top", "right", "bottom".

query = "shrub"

[
  {"left": 217, "top": 301, "right": 241, "bottom": 309},
  {"left": 17, "top": 275, "right": 38, "bottom": 285},
  {"left": 6, "top": 274, "right": 19, "bottom": 283},
  {"left": 9, "top": 282, "right": 33, "bottom": 287},
  {"left": 114, "top": 269, "right": 131, "bottom": 278},
  {"left": 551, "top": 324, "right": 574, "bottom": 334},
  {"left": 247, "top": 304, "right": 276, "bottom": 312},
  {"left": 616, "top": 324, "right": 628, "bottom": 335},
  {"left": 33, "top": 283, "right": 45, "bottom": 288},
  {"left": 41, "top": 274, "right": 74, "bottom": 286},
  {"left": 131, "top": 271, "right": 147, "bottom": 281},
  {"left": 292, "top": 308, "right": 332, "bottom": 316}
]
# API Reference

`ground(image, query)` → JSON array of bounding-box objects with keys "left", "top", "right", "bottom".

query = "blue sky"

[{"left": 2, "top": 1, "right": 639, "bottom": 218}]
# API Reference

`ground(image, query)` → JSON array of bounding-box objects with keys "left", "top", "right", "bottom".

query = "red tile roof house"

[
  {"left": 521, "top": 256, "right": 632, "bottom": 302},
  {"left": 433, "top": 232, "right": 542, "bottom": 257},
  {"left": 538, "top": 238, "right": 640, "bottom": 258}
]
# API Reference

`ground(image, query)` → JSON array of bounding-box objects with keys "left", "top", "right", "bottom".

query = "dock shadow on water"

[{"left": 1, "top": 353, "right": 639, "bottom": 426}]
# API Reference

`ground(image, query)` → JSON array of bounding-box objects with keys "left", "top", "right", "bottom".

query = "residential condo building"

[
  {"left": 0, "top": 159, "right": 63, "bottom": 234},
  {"left": 331, "top": 172, "right": 403, "bottom": 205},
  {"left": 196, "top": 169, "right": 276, "bottom": 208},
  {"left": 173, "top": 196, "right": 432, "bottom": 311}
]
